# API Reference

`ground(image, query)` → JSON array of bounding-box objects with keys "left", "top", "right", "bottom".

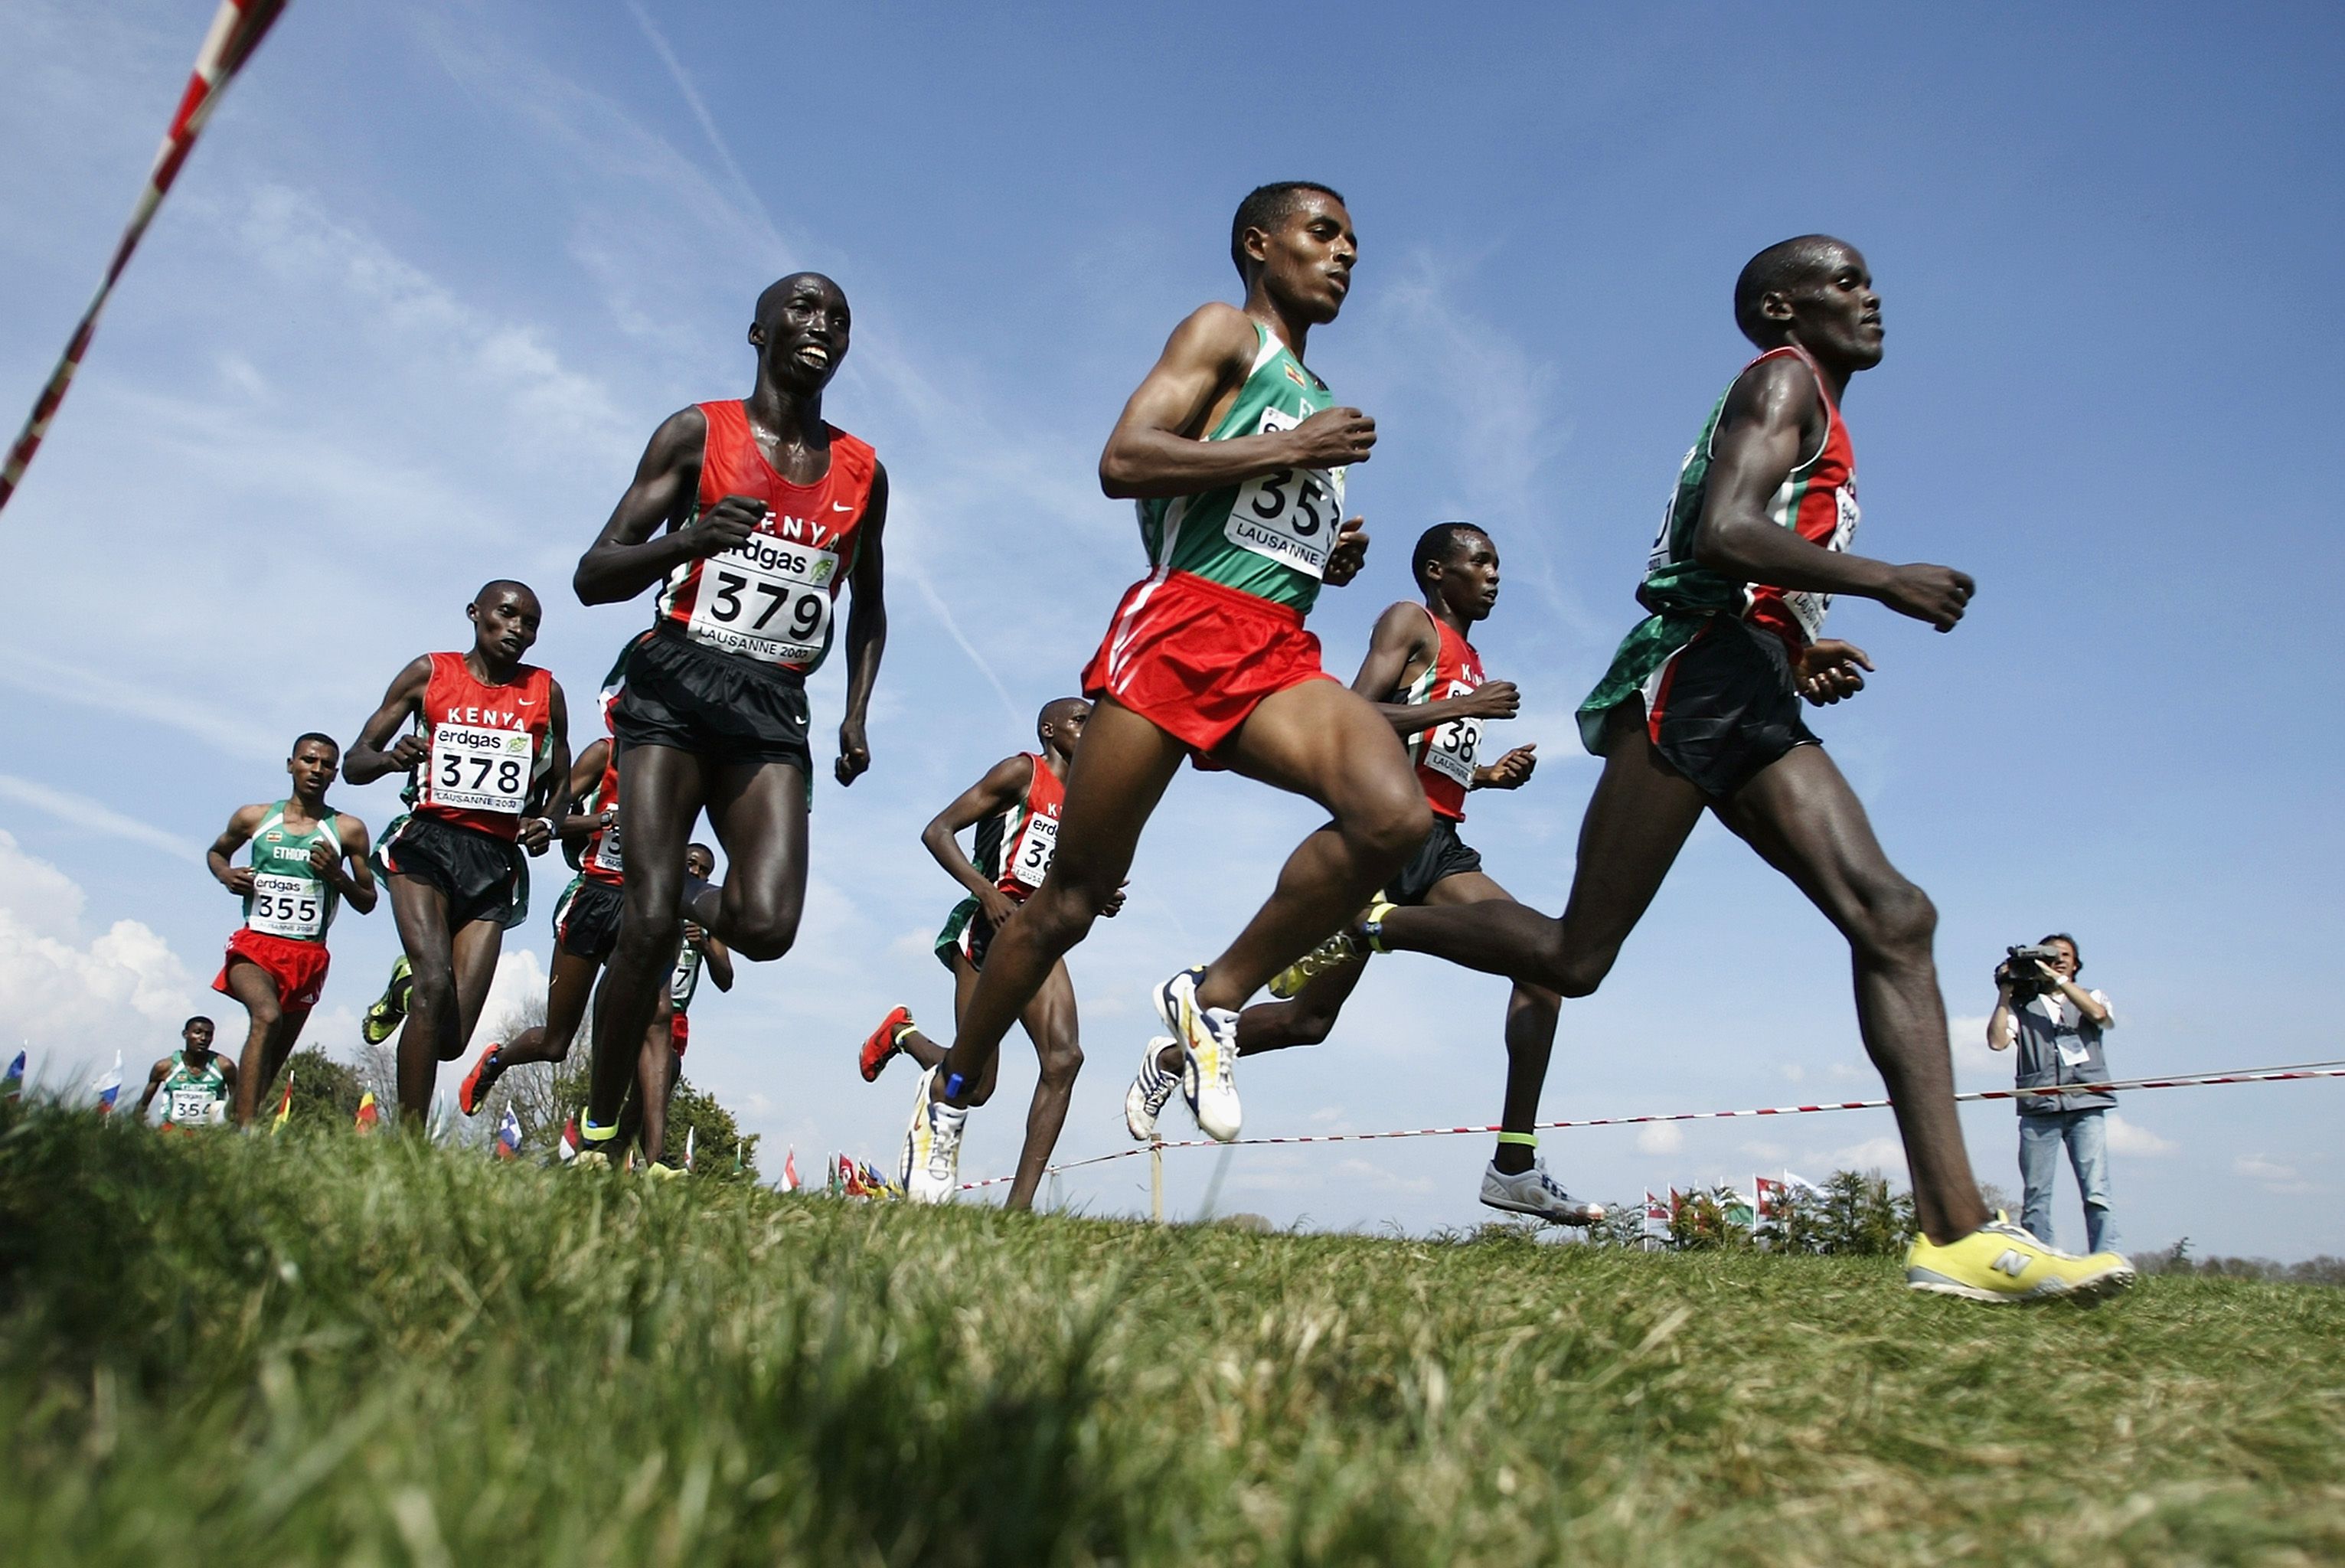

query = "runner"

[
  {"left": 133, "top": 1017, "right": 237, "bottom": 1130},
  {"left": 866, "top": 697, "right": 1113, "bottom": 1210},
  {"left": 610, "top": 844, "right": 736, "bottom": 1167},
  {"left": 203, "top": 731, "right": 377, "bottom": 1125},
  {"left": 900, "top": 182, "right": 1432, "bottom": 1201},
  {"left": 454, "top": 728, "right": 627, "bottom": 1116},
  {"left": 1348, "top": 237, "right": 2132, "bottom": 1301},
  {"left": 1119, "top": 523, "right": 1600, "bottom": 1223},
  {"left": 572, "top": 273, "right": 888, "bottom": 1169},
  {"left": 345, "top": 582, "right": 570, "bottom": 1122}
]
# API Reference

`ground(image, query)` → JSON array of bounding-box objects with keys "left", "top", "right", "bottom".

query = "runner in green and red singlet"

[
  {"left": 1357, "top": 237, "right": 2132, "bottom": 1302},
  {"left": 900, "top": 184, "right": 1432, "bottom": 1200}
]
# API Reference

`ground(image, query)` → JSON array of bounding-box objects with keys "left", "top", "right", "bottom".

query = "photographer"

[{"left": 1988, "top": 933, "right": 2118, "bottom": 1253}]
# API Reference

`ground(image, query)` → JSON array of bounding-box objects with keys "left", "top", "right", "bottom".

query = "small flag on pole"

[
  {"left": 270, "top": 1069, "right": 294, "bottom": 1132},
  {"left": 557, "top": 1113, "right": 580, "bottom": 1163},
  {"left": 1642, "top": 1190, "right": 1670, "bottom": 1234},
  {"left": 0, "top": 0, "right": 292, "bottom": 516},
  {"left": 682, "top": 1125, "right": 696, "bottom": 1172},
  {"left": 92, "top": 1051, "right": 123, "bottom": 1114},
  {"left": 1755, "top": 1174, "right": 1789, "bottom": 1227},
  {"left": 781, "top": 1146, "right": 799, "bottom": 1192},
  {"left": 2, "top": 1048, "right": 24, "bottom": 1100},
  {"left": 494, "top": 1104, "right": 523, "bottom": 1159},
  {"left": 354, "top": 1090, "right": 379, "bottom": 1133}
]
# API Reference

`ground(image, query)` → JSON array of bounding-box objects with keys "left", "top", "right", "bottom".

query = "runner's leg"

[
  {"left": 634, "top": 1010, "right": 672, "bottom": 1162},
  {"left": 1199, "top": 679, "right": 1430, "bottom": 1009},
  {"left": 448, "top": 917, "right": 506, "bottom": 1054},
  {"left": 1424, "top": 868, "right": 1560, "bottom": 1176},
  {"left": 224, "top": 958, "right": 284, "bottom": 1125},
  {"left": 259, "top": 1006, "right": 312, "bottom": 1105},
  {"left": 1003, "top": 959, "right": 1083, "bottom": 1211},
  {"left": 936, "top": 699, "right": 1187, "bottom": 1096},
  {"left": 1232, "top": 956, "right": 1367, "bottom": 1057},
  {"left": 386, "top": 874, "right": 460, "bottom": 1119},
  {"left": 1373, "top": 702, "right": 1707, "bottom": 996},
  {"left": 1712, "top": 743, "right": 1989, "bottom": 1245},
  {"left": 586, "top": 743, "right": 707, "bottom": 1129},
  {"left": 492, "top": 947, "right": 603, "bottom": 1069},
  {"left": 697, "top": 759, "right": 812, "bottom": 960}
]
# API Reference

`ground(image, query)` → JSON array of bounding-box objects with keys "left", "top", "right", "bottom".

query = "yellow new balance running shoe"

[
  {"left": 1905, "top": 1214, "right": 2137, "bottom": 1304},
  {"left": 361, "top": 956, "right": 412, "bottom": 1046}
]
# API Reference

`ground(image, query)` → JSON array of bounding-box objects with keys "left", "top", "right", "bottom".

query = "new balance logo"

[{"left": 1991, "top": 1250, "right": 2031, "bottom": 1279}]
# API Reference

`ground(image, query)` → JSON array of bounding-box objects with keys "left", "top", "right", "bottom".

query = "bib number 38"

[{"left": 1010, "top": 813, "right": 1059, "bottom": 889}]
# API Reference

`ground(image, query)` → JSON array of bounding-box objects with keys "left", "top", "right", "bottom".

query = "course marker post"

[{"left": 1151, "top": 1140, "right": 1164, "bottom": 1224}]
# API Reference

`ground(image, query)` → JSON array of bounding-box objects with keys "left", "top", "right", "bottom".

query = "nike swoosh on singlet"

[{"left": 831, "top": 502, "right": 853, "bottom": 512}]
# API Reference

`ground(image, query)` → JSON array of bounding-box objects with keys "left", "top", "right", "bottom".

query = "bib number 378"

[{"left": 426, "top": 727, "right": 534, "bottom": 815}]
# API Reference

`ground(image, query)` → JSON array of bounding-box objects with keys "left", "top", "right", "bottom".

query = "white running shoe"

[
  {"left": 900, "top": 1066, "right": 968, "bottom": 1204},
  {"left": 1123, "top": 1036, "right": 1181, "bottom": 1142},
  {"left": 1155, "top": 965, "right": 1241, "bottom": 1142},
  {"left": 1479, "top": 1159, "right": 1605, "bottom": 1226}
]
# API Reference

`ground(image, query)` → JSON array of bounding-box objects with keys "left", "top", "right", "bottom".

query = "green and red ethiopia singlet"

[
  {"left": 1577, "top": 345, "right": 1859, "bottom": 753},
  {"left": 1135, "top": 322, "right": 1344, "bottom": 614}
]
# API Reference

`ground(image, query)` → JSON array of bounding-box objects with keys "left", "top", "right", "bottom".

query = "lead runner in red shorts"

[{"left": 901, "top": 182, "right": 1432, "bottom": 1201}]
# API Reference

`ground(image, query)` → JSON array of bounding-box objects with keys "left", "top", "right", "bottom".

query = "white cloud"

[
  {"left": 1635, "top": 1122, "right": 1684, "bottom": 1154},
  {"left": 470, "top": 947, "right": 550, "bottom": 1059},
  {"left": 2104, "top": 1112, "right": 2177, "bottom": 1157},
  {"left": 1948, "top": 1014, "right": 1999, "bottom": 1073},
  {"left": 2236, "top": 1155, "right": 2298, "bottom": 1184},
  {"left": 1824, "top": 1135, "right": 1909, "bottom": 1178},
  {"left": 0, "top": 830, "right": 201, "bottom": 1082}
]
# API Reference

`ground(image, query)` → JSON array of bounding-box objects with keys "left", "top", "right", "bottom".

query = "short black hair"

[
  {"left": 474, "top": 579, "right": 537, "bottom": 609},
  {"left": 2041, "top": 933, "right": 2082, "bottom": 975},
  {"left": 1733, "top": 235, "right": 1852, "bottom": 345},
  {"left": 1230, "top": 182, "right": 1346, "bottom": 278},
  {"left": 1412, "top": 521, "right": 1489, "bottom": 592},
  {"left": 183, "top": 1016, "right": 214, "bottom": 1032},
  {"left": 290, "top": 731, "right": 339, "bottom": 758},
  {"left": 686, "top": 842, "right": 716, "bottom": 861}
]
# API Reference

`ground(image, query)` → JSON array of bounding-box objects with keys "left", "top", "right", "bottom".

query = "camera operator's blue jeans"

[{"left": 2018, "top": 1108, "right": 2117, "bottom": 1254}]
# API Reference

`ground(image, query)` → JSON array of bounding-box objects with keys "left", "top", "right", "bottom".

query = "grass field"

[{"left": 5, "top": 1112, "right": 2343, "bottom": 1565}]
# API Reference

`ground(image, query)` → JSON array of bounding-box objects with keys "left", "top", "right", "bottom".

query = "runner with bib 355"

[
  {"left": 900, "top": 183, "right": 1430, "bottom": 1200},
  {"left": 204, "top": 732, "right": 377, "bottom": 1125}
]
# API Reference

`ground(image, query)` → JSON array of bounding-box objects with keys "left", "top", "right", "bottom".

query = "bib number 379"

[{"left": 686, "top": 533, "right": 838, "bottom": 665}]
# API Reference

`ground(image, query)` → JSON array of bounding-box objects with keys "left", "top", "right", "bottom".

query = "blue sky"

[{"left": 4, "top": 1, "right": 2340, "bottom": 1254}]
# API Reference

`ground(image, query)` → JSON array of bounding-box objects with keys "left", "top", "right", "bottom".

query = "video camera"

[{"left": 1999, "top": 942, "right": 2066, "bottom": 995}]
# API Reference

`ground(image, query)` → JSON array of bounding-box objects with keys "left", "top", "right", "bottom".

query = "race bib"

[
  {"left": 1424, "top": 715, "right": 1483, "bottom": 788},
  {"left": 2056, "top": 1037, "right": 2091, "bottom": 1069},
  {"left": 593, "top": 821, "right": 624, "bottom": 874},
  {"left": 168, "top": 1087, "right": 216, "bottom": 1124},
  {"left": 247, "top": 871, "right": 325, "bottom": 939},
  {"left": 1226, "top": 408, "right": 1345, "bottom": 579},
  {"left": 1781, "top": 487, "right": 1860, "bottom": 642},
  {"left": 1009, "top": 812, "right": 1059, "bottom": 889},
  {"left": 670, "top": 946, "right": 703, "bottom": 1008},
  {"left": 426, "top": 725, "right": 534, "bottom": 815},
  {"left": 686, "top": 531, "right": 838, "bottom": 664}
]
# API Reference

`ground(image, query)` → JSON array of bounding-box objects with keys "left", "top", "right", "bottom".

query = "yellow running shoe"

[
  {"left": 1905, "top": 1214, "right": 2137, "bottom": 1303},
  {"left": 1267, "top": 902, "right": 1396, "bottom": 1000},
  {"left": 361, "top": 956, "right": 412, "bottom": 1046}
]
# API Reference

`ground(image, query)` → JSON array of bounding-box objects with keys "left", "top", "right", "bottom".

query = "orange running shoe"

[
  {"left": 859, "top": 1007, "right": 913, "bottom": 1083},
  {"left": 458, "top": 1043, "right": 503, "bottom": 1117}
]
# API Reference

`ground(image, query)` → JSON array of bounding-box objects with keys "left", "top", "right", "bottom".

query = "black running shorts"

[
  {"left": 609, "top": 625, "right": 814, "bottom": 773},
  {"left": 1383, "top": 815, "right": 1484, "bottom": 908},
  {"left": 553, "top": 876, "right": 625, "bottom": 962},
  {"left": 378, "top": 813, "right": 527, "bottom": 930},
  {"left": 1646, "top": 616, "right": 1820, "bottom": 799}
]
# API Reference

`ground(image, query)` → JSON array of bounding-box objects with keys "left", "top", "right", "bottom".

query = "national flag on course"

[
  {"left": 270, "top": 1070, "right": 294, "bottom": 1132},
  {"left": 557, "top": 1114, "right": 581, "bottom": 1163},
  {"left": 683, "top": 1125, "right": 696, "bottom": 1172},
  {"left": 2, "top": 1048, "right": 25, "bottom": 1099},
  {"left": 781, "top": 1147, "right": 799, "bottom": 1192},
  {"left": 0, "top": 0, "right": 291, "bottom": 517},
  {"left": 1755, "top": 1174, "right": 1791, "bottom": 1224},
  {"left": 92, "top": 1052, "right": 123, "bottom": 1114},
  {"left": 1642, "top": 1191, "right": 1670, "bottom": 1234},
  {"left": 494, "top": 1104, "right": 523, "bottom": 1160},
  {"left": 1668, "top": 1187, "right": 1686, "bottom": 1220},
  {"left": 353, "top": 1091, "right": 379, "bottom": 1132},
  {"left": 1720, "top": 1187, "right": 1756, "bottom": 1229}
]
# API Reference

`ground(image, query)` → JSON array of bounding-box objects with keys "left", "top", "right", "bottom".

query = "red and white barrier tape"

[
  {"left": 0, "top": 0, "right": 289, "bottom": 515},
  {"left": 957, "top": 1057, "right": 2345, "bottom": 1191}
]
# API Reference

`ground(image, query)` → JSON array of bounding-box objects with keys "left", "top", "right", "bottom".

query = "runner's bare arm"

[
  {"left": 207, "top": 803, "right": 269, "bottom": 897},
  {"left": 573, "top": 407, "right": 763, "bottom": 605},
  {"left": 557, "top": 740, "right": 612, "bottom": 842},
  {"left": 326, "top": 815, "right": 378, "bottom": 915},
  {"left": 699, "top": 932, "right": 733, "bottom": 991},
  {"left": 344, "top": 658, "right": 433, "bottom": 786},
  {"left": 921, "top": 754, "right": 1034, "bottom": 927},
  {"left": 1352, "top": 602, "right": 1520, "bottom": 737},
  {"left": 1471, "top": 745, "right": 1538, "bottom": 791},
  {"left": 132, "top": 1058, "right": 171, "bottom": 1119},
  {"left": 834, "top": 465, "right": 888, "bottom": 786},
  {"left": 217, "top": 1057, "right": 239, "bottom": 1099},
  {"left": 519, "top": 682, "right": 573, "bottom": 854},
  {"left": 1099, "top": 303, "right": 1376, "bottom": 498},
  {"left": 1696, "top": 358, "right": 1973, "bottom": 631}
]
